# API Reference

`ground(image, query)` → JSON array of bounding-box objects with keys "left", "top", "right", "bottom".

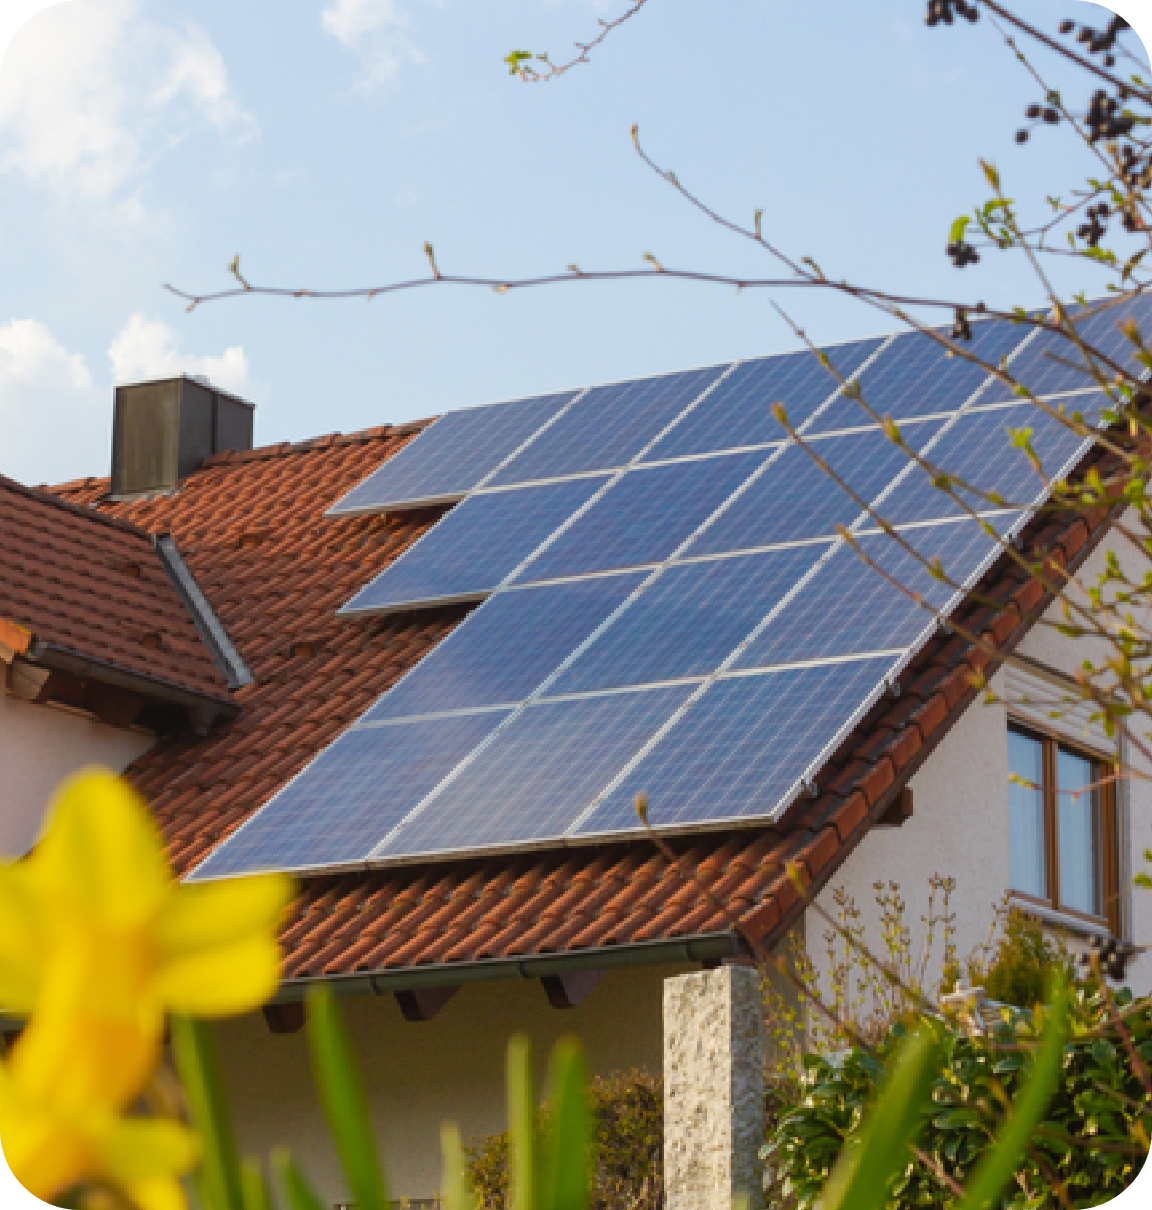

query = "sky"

[{"left": 0, "top": 0, "right": 1150, "bottom": 486}]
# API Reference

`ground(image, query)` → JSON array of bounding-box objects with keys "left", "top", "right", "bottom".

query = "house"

[
  {"left": 8, "top": 300, "right": 1152, "bottom": 1210},
  {"left": 0, "top": 470, "right": 236, "bottom": 855}
]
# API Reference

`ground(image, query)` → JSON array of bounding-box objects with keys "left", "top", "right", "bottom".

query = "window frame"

[{"left": 1007, "top": 719, "right": 1120, "bottom": 936}]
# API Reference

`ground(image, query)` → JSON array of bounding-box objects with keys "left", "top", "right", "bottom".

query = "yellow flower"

[
  {"left": 0, "top": 1014, "right": 199, "bottom": 1210},
  {"left": 0, "top": 768, "right": 292, "bottom": 1033}
]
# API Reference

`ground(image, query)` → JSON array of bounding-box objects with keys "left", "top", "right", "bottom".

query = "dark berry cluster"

[
  {"left": 1086, "top": 88, "right": 1136, "bottom": 144},
  {"left": 946, "top": 239, "right": 979, "bottom": 267},
  {"left": 950, "top": 307, "right": 973, "bottom": 341},
  {"left": 925, "top": 0, "right": 978, "bottom": 26},
  {"left": 1077, "top": 201, "right": 1110, "bottom": 246},
  {"left": 1081, "top": 934, "right": 1132, "bottom": 982},
  {"left": 1016, "top": 101, "right": 1061, "bottom": 143},
  {"left": 1059, "top": 14, "right": 1129, "bottom": 68}
]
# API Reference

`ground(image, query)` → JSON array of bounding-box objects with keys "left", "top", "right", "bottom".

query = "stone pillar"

[{"left": 664, "top": 965, "right": 764, "bottom": 1210}]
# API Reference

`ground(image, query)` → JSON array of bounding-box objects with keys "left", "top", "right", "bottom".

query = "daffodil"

[
  {"left": 0, "top": 768, "right": 293, "bottom": 1040},
  {"left": 0, "top": 1013, "right": 199, "bottom": 1210}
]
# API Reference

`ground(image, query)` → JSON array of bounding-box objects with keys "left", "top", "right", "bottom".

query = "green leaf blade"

[{"left": 305, "top": 983, "right": 390, "bottom": 1210}]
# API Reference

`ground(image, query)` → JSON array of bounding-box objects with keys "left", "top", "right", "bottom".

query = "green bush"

[
  {"left": 467, "top": 1069, "right": 662, "bottom": 1210},
  {"left": 968, "top": 910, "right": 1077, "bottom": 1009},
  {"left": 761, "top": 983, "right": 1150, "bottom": 1210}
]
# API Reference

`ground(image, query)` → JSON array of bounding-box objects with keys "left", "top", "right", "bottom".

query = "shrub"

[
  {"left": 761, "top": 983, "right": 1150, "bottom": 1210},
  {"left": 466, "top": 1069, "right": 662, "bottom": 1210},
  {"left": 966, "top": 908, "right": 1077, "bottom": 1008}
]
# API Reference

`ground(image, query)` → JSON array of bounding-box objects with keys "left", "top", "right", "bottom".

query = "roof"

[
  {"left": 48, "top": 409, "right": 1118, "bottom": 984},
  {"left": 0, "top": 473, "right": 232, "bottom": 708}
]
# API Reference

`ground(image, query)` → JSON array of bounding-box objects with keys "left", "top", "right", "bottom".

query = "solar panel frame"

[
  {"left": 805, "top": 316, "right": 1031, "bottom": 434},
  {"left": 571, "top": 655, "right": 903, "bottom": 839},
  {"left": 641, "top": 334, "right": 890, "bottom": 460},
  {"left": 328, "top": 389, "right": 582, "bottom": 515},
  {"left": 339, "top": 475, "right": 611, "bottom": 615},
  {"left": 362, "top": 571, "right": 648, "bottom": 720},
  {"left": 513, "top": 450, "right": 766, "bottom": 582},
  {"left": 188, "top": 710, "right": 512, "bottom": 880},
  {"left": 370, "top": 684, "right": 697, "bottom": 861},
  {"left": 684, "top": 419, "right": 944, "bottom": 558},
  {"left": 487, "top": 363, "right": 735, "bottom": 485}
]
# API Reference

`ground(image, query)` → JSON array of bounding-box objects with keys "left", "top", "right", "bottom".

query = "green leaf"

[
  {"left": 508, "top": 1035, "right": 536, "bottom": 1210},
  {"left": 540, "top": 1038, "right": 590, "bottom": 1210},
  {"left": 171, "top": 1015, "right": 245, "bottom": 1210},
  {"left": 305, "top": 984, "right": 389, "bottom": 1210},
  {"left": 1135, "top": 873, "right": 1152, "bottom": 890},
  {"left": 440, "top": 1122, "right": 475, "bottom": 1210},
  {"left": 952, "top": 975, "right": 1071, "bottom": 1210},
  {"left": 273, "top": 1147, "right": 328, "bottom": 1210},
  {"left": 241, "top": 1158, "right": 271, "bottom": 1210},
  {"left": 949, "top": 216, "right": 971, "bottom": 244},
  {"left": 819, "top": 1019, "right": 946, "bottom": 1210}
]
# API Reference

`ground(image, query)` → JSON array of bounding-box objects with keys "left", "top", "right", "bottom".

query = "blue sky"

[{"left": 0, "top": 0, "right": 1149, "bottom": 485}]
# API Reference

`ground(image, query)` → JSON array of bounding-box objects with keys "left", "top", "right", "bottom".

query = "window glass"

[
  {"left": 1008, "top": 729, "right": 1046, "bottom": 899},
  {"left": 1058, "top": 748, "right": 1102, "bottom": 916}
]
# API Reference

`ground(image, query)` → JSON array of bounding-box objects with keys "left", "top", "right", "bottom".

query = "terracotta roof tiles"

[{"left": 0, "top": 473, "right": 229, "bottom": 703}]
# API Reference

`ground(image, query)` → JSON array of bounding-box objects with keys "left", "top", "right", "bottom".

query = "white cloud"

[
  {"left": 108, "top": 313, "right": 250, "bottom": 396},
  {"left": 0, "top": 0, "right": 255, "bottom": 210},
  {"left": 321, "top": 0, "right": 435, "bottom": 88},
  {"left": 0, "top": 318, "right": 103, "bottom": 486}
]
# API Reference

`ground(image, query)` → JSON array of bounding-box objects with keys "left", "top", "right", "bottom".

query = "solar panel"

[
  {"left": 879, "top": 399, "right": 1095, "bottom": 524},
  {"left": 806, "top": 317, "right": 1028, "bottom": 433},
  {"left": 732, "top": 517, "right": 1017, "bottom": 670},
  {"left": 575, "top": 656, "right": 901, "bottom": 837},
  {"left": 372, "top": 685, "right": 695, "bottom": 859},
  {"left": 340, "top": 476, "right": 609, "bottom": 614},
  {"left": 982, "top": 295, "right": 1152, "bottom": 403},
  {"left": 190, "top": 711, "right": 510, "bottom": 878},
  {"left": 329, "top": 391, "right": 578, "bottom": 513},
  {"left": 514, "top": 452, "right": 764, "bottom": 582},
  {"left": 686, "top": 420, "right": 943, "bottom": 558},
  {"left": 549, "top": 545, "right": 827, "bottom": 696},
  {"left": 196, "top": 300, "right": 1117, "bottom": 882},
  {"left": 488, "top": 365, "right": 730, "bottom": 485},
  {"left": 642, "top": 337, "right": 886, "bottom": 460},
  {"left": 363, "top": 572, "right": 646, "bottom": 720}
]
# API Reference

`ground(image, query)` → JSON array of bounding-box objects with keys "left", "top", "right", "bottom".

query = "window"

[{"left": 1007, "top": 723, "right": 1119, "bottom": 932}]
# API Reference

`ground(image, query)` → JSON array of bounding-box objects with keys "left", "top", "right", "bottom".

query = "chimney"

[{"left": 111, "top": 376, "right": 254, "bottom": 497}]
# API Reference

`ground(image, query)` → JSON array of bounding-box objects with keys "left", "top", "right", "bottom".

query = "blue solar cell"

[
  {"left": 983, "top": 295, "right": 1152, "bottom": 402},
  {"left": 373, "top": 686, "right": 694, "bottom": 859},
  {"left": 643, "top": 337, "right": 885, "bottom": 460},
  {"left": 363, "top": 573, "right": 646, "bottom": 720},
  {"left": 734, "top": 518, "right": 1015, "bottom": 669},
  {"left": 489, "top": 365, "right": 730, "bottom": 484},
  {"left": 515, "top": 452, "right": 763, "bottom": 582},
  {"left": 808, "top": 317, "right": 1029, "bottom": 433},
  {"left": 190, "top": 712, "right": 509, "bottom": 878},
  {"left": 548, "top": 545, "right": 828, "bottom": 695},
  {"left": 341, "top": 477, "right": 609, "bottom": 614},
  {"left": 686, "top": 420, "right": 942, "bottom": 557},
  {"left": 329, "top": 391, "right": 577, "bottom": 513},
  {"left": 576, "top": 656, "right": 900, "bottom": 836},
  {"left": 880, "top": 400, "right": 1093, "bottom": 524}
]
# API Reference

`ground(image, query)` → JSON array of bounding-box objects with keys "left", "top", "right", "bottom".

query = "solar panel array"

[{"left": 193, "top": 298, "right": 1150, "bottom": 880}]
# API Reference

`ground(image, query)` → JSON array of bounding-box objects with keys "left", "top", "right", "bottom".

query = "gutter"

[
  {"left": 19, "top": 639, "right": 238, "bottom": 732},
  {"left": 269, "top": 932, "right": 745, "bottom": 1003},
  {"left": 154, "top": 534, "right": 254, "bottom": 690}
]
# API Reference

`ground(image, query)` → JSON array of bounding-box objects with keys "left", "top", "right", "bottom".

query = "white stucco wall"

[
  {"left": 214, "top": 962, "right": 690, "bottom": 1204},
  {"left": 0, "top": 687, "right": 153, "bottom": 856},
  {"left": 812, "top": 529, "right": 1152, "bottom": 1010}
]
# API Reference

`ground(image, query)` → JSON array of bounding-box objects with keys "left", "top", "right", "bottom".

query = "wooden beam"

[
  {"left": 394, "top": 986, "right": 459, "bottom": 1022},
  {"left": 263, "top": 1002, "right": 305, "bottom": 1034},
  {"left": 877, "top": 786, "right": 914, "bottom": 829},
  {"left": 540, "top": 970, "right": 604, "bottom": 1010}
]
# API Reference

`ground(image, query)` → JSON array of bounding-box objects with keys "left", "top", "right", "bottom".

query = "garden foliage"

[{"left": 763, "top": 983, "right": 1148, "bottom": 1210}]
